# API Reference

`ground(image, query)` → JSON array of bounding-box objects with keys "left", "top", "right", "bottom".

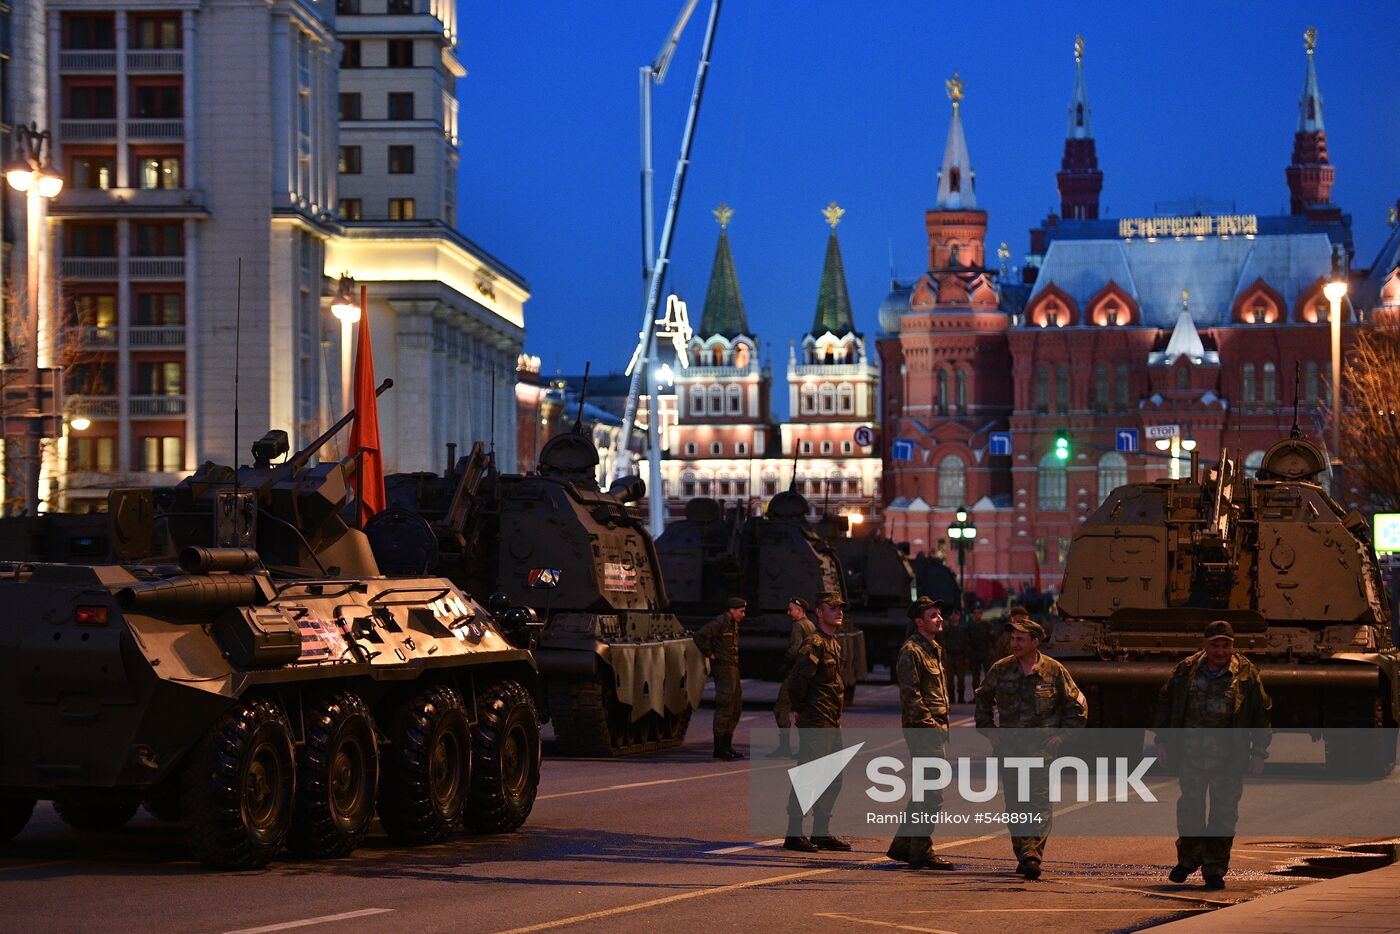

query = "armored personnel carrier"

[
  {"left": 830, "top": 528, "right": 918, "bottom": 671},
  {"left": 370, "top": 432, "right": 705, "bottom": 757},
  {"left": 1056, "top": 433, "right": 1399, "bottom": 775},
  {"left": 657, "top": 491, "right": 867, "bottom": 692},
  {"left": 0, "top": 385, "right": 544, "bottom": 868}
]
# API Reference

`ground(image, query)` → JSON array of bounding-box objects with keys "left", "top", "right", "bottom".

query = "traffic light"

[{"left": 1054, "top": 430, "right": 1071, "bottom": 461}]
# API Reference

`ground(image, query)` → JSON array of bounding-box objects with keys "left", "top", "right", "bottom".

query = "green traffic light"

[{"left": 1054, "top": 432, "right": 1070, "bottom": 460}]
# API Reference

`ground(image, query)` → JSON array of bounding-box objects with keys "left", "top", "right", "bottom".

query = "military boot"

[
  {"left": 765, "top": 730, "right": 794, "bottom": 759},
  {"left": 722, "top": 734, "right": 745, "bottom": 761}
]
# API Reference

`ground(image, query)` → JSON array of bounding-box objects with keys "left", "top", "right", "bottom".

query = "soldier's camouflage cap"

[
  {"left": 1005, "top": 617, "right": 1045, "bottom": 640},
  {"left": 1204, "top": 619, "right": 1235, "bottom": 640},
  {"left": 725, "top": 596, "right": 748, "bottom": 610},
  {"left": 816, "top": 591, "right": 848, "bottom": 609},
  {"left": 907, "top": 595, "right": 946, "bottom": 618},
  {"left": 1008, "top": 605, "right": 1031, "bottom": 619}
]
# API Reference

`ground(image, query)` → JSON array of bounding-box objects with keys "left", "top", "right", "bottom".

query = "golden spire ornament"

[
  {"left": 1074, "top": 34, "right": 1085, "bottom": 65},
  {"left": 1305, "top": 25, "right": 1317, "bottom": 55},
  {"left": 945, "top": 71, "right": 965, "bottom": 110},
  {"left": 712, "top": 201, "right": 733, "bottom": 229},
  {"left": 1181, "top": 289, "right": 1191, "bottom": 313},
  {"left": 822, "top": 201, "right": 845, "bottom": 230}
]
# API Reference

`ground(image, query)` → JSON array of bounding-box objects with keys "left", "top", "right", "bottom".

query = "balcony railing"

[
  {"left": 59, "top": 119, "right": 117, "bottom": 141},
  {"left": 71, "top": 325, "right": 119, "bottom": 348},
  {"left": 130, "top": 395, "right": 186, "bottom": 416},
  {"left": 129, "top": 325, "right": 185, "bottom": 347},
  {"left": 126, "top": 50, "right": 183, "bottom": 72},
  {"left": 129, "top": 257, "right": 185, "bottom": 279},
  {"left": 128, "top": 118, "right": 183, "bottom": 140},
  {"left": 59, "top": 50, "right": 116, "bottom": 71},
  {"left": 62, "top": 257, "right": 120, "bottom": 279},
  {"left": 69, "top": 396, "right": 120, "bottom": 418}
]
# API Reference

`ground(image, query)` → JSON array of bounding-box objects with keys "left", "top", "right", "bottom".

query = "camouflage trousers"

[
  {"left": 1175, "top": 764, "right": 1245, "bottom": 877},
  {"left": 886, "top": 729, "right": 948, "bottom": 865},
  {"left": 712, "top": 663, "right": 743, "bottom": 736},
  {"left": 773, "top": 677, "right": 794, "bottom": 729},
  {"left": 999, "top": 744, "right": 1053, "bottom": 864},
  {"left": 786, "top": 729, "right": 845, "bottom": 837},
  {"left": 945, "top": 654, "right": 973, "bottom": 704}
]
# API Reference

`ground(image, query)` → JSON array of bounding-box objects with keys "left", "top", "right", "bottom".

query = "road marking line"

[
  {"left": 705, "top": 838, "right": 785, "bottom": 854},
  {"left": 814, "top": 913, "right": 957, "bottom": 934},
  {"left": 499, "top": 835, "right": 998, "bottom": 933},
  {"left": 223, "top": 908, "right": 394, "bottom": 934},
  {"left": 1048, "top": 878, "right": 1233, "bottom": 907},
  {"left": 537, "top": 764, "right": 782, "bottom": 800}
]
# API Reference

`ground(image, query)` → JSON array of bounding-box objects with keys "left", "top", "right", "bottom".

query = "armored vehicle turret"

[
  {"left": 0, "top": 384, "right": 544, "bottom": 868},
  {"left": 371, "top": 433, "right": 705, "bottom": 757},
  {"left": 1056, "top": 433, "right": 1399, "bottom": 775}
]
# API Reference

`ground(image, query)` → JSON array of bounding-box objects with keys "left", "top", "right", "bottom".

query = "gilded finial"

[
  {"left": 712, "top": 201, "right": 733, "bottom": 229},
  {"left": 822, "top": 201, "right": 845, "bottom": 230},
  {"left": 1305, "top": 25, "right": 1317, "bottom": 55},
  {"left": 945, "top": 71, "right": 965, "bottom": 109},
  {"left": 997, "top": 242, "right": 1010, "bottom": 274},
  {"left": 1181, "top": 288, "right": 1190, "bottom": 312},
  {"left": 1388, "top": 206, "right": 1397, "bottom": 226},
  {"left": 1074, "top": 34, "right": 1084, "bottom": 65}
]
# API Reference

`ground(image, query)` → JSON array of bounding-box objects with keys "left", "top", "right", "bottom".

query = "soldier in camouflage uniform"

[
  {"left": 992, "top": 605, "right": 1031, "bottom": 663},
  {"left": 886, "top": 596, "right": 956, "bottom": 870},
  {"left": 768, "top": 597, "right": 816, "bottom": 758},
  {"left": 938, "top": 607, "right": 973, "bottom": 704},
  {"left": 967, "top": 607, "right": 997, "bottom": 686},
  {"left": 693, "top": 596, "right": 747, "bottom": 761},
  {"left": 1153, "top": 620, "right": 1271, "bottom": 890},
  {"left": 783, "top": 592, "right": 850, "bottom": 853},
  {"left": 974, "top": 617, "right": 1087, "bottom": 880}
]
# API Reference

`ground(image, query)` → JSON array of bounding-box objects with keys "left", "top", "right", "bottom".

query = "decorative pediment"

[
  {"left": 1085, "top": 280, "right": 1139, "bottom": 326},
  {"left": 1294, "top": 276, "right": 1348, "bottom": 324},
  {"left": 911, "top": 274, "right": 939, "bottom": 309},
  {"left": 1231, "top": 277, "right": 1286, "bottom": 324},
  {"left": 1025, "top": 281, "right": 1078, "bottom": 328}
]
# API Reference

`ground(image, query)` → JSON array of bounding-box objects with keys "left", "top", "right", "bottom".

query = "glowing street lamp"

[
  {"left": 330, "top": 272, "right": 361, "bottom": 413},
  {"left": 1323, "top": 278, "right": 1349, "bottom": 462},
  {"left": 947, "top": 505, "right": 977, "bottom": 595}
]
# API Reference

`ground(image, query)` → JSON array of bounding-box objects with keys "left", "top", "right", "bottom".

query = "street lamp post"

[
  {"left": 1323, "top": 279, "right": 1349, "bottom": 465},
  {"left": 6, "top": 122, "right": 64, "bottom": 515},
  {"left": 330, "top": 272, "right": 361, "bottom": 416},
  {"left": 1153, "top": 435, "right": 1196, "bottom": 480},
  {"left": 947, "top": 504, "right": 977, "bottom": 598}
]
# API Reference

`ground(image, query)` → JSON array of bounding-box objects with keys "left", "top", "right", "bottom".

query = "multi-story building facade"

[
  {"left": 2, "top": 0, "right": 527, "bottom": 512},
  {"left": 881, "top": 32, "right": 1398, "bottom": 590}
]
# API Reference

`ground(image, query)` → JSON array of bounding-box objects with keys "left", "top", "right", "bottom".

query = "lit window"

[
  {"left": 388, "top": 198, "right": 415, "bottom": 220},
  {"left": 138, "top": 156, "right": 180, "bottom": 189}
]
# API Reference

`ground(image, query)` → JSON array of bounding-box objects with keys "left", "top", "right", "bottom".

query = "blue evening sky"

[{"left": 455, "top": 1, "right": 1400, "bottom": 381}]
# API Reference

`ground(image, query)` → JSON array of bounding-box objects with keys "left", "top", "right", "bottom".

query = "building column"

[
  {"left": 114, "top": 11, "right": 128, "bottom": 187},
  {"left": 388, "top": 299, "right": 437, "bottom": 472},
  {"left": 116, "top": 220, "right": 132, "bottom": 472},
  {"left": 181, "top": 10, "right": 196, "bottom": 188},
  {"left": 184, "top": 218, "right": 199, "bottom": 469}
]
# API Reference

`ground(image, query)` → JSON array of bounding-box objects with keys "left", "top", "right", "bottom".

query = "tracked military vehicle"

[
  {"left": 0, "top": 383, "right": 544, "bottom": 868},
  {"left": 370, "top": 432, "right": 705, "bottom": 757},
  {"left": 1056, "top": 432, "right": 1399, "bottom": 775},
  {"left": 657, "top": 491, "right": 868, "bottom": 692},
  {"left": 830, "top": 529, "right": 918, "bottom": 671}
]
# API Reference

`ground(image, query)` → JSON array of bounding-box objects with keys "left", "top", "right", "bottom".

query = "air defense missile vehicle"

[{"left": 0, "top": 381, "right": 544, "bottom": 868}]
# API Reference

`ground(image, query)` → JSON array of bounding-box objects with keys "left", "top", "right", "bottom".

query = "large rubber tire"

[
  {"left": 53, "top": 789, "right": 142, "bottom": 832},
  {"left": 378, "top": 684, "right": 470, "bottom": 845},
  {"left": 464, "top": 680, "right": 540, "bottom": 834},
  {"left": 0, "top": 798, "right": 35, "bottom": 842},
  {"left": 181, "top": 697, "right": 296, "bottom": 870},
  {"left": 289, "top": 691, "right": 380, "bottom": 859}
]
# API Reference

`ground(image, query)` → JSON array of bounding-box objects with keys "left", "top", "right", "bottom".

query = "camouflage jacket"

[
  {"left": 784, "top": 629, "right": 846, "bottom": 728},
  {"left": 895, "top": 632, "right": 949, "bottom": 729},
  {"left": 693, "top": 613, "right": 740, "bottom": 668},
  {"left": 1153, "top": 651, "right": 1272, "bottom": 764},
  {"left": 784, "top": 614, "right": 817, "bottom": 668},
  {"left": 974, "top": 653, "right": 1087, "bottom": 734},
  {"left": 938, "top": 624, "right": 972, "bottom": 658}
]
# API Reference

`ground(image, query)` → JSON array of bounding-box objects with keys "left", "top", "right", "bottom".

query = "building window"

[
  {"left": 387, "top": 39, "right": 414, "bottom": 67},
  {"left": 710, "top": 442, "right": 722, "bottom": 455},
  {"left": 718, "top": 479, "right": 731, "bottom": 497},
  {"left": 1034, "top": 365, "right": 1049, "bottom": 414},
  {"left": 698, "top": 479, "right": 712, "bottom": 497},
  {"left": 66, "top": 83, "right": 116, "bottom": 119},
  {"left": 955, "top": 369, "right": 968, "bottom": 414},
  {"left": 1097, "top": 452, "right": 1127, "bottom": 505},
  {"left": 134, "top": 291, "right": 182, "bottom": 325},
  {"left": 682, "top": 478, "right": 696, "bottom": 497},
  {"left": 388, "top": 145, "right": 414, "bottom": 174},
  {"left": 837, "top": 384, "right": 854, "bottom": 414},
  {"left": 936, "top": 454, "right": 965, "bottom": 507},
  {"left": 688, "top": 385, "right": 703, "bottom": 417},
  {"left": 336, "top": 0, "right": 360, "bottom": 13},
  {"left": 388, "top": 0, "right": 415, "bottom": 11},
  {"left": 936, "top": 369, "right": 949, "bottom": 415},
  {"left": 734, "top": 343, "right": 750, "bottom": 369},
  {"left": 684, "top": 442, "right": 697, "bottom": 456},
  {"left": 387, "top": 92, "right": 414, "bottom": 119},
  {"left": 1262, "top": 361, "right": 1277, "bottom": 405},
  {"left": 339, "top": 93, "right": 362, "bottom": 120},
  {"left": 70, "top": 436, "right": 117, "bottom": 472},
  {"left": 72, "top": 294, "right": 117, "bottom": 328},
  {"left": 339, "top": 199, "right": 363, "bottom": 221},
  {"left": 1093, "top": 364, "right": 1109, "bottom": 411},
  {"left": 1115, "top": 363, "right": 1129, "bottom": 411},
  {"left": 388, "top": 198, "right": 416, "bottom": 220},
  {"left": 338, "top": 146, "right": 361, "bottom": 174},
  {"left": 819, "top": 384, "right": 836, "bottom": 414},
  {"left": 1055, "top": 365, "right": 1070, "bottom": 413},
  {"left": 820, "top": 441, "right": 833, "bottom": 454},
  {"left": 63, "top": 14, "right": 115, "bottom": 49},
  {"left": 341, "top": 39, "right": 361, "bottom": 68},
  {"left": 1241, "top": 363, "right": 1256, "bottom": 408},
  {"left": 131, "top": 83, "right": 181, "bottom": 118},
  {"left": 1176, "top": 364, "right": 1190, "bottom": 391},
  {"left": 1305, "top": 361, "right": 1319, "bottom": 403},
  {"left": 800, "top": 441, "right": 812, "bottom": 454},
  {"left": 133, "top": 222, "right": 182, "bottom": 256},
  {"left": 707, "top": 385, "right": 723, "bottom": 414},
  {"left": 137, "top": 155, "right": 180, "bottom": 189},
  {"left": 65, "top": 223, "right": 117, "bottom": 256},
  {"left": 726, "top": 384, "right": 742, "bottom": 414},
  {"left": 763, "top": 478, "right": 777, "bottom": 497},
  {"left": 841, "top": 441, "right": 853, "bottom": 453},
  {"left": 67, "top": 362, "right": 117, "bottom": 395},
  {"left": 736, "top": 442, "right": 747, "bottom": 455},
  {"left": 69, "top": 154, "right": 114, "bottom": 190},
  {"left": 1038, "top": 452, "right": 1067, "bottom": 511},
  {"left": 135, "top": 361, "right": 183, "bottom": 395},
  {"left": 140, "top": 436, "right": 183, "bottom": 472},
  {"left": 800, "top": 384, "right": 816, "bottom": 415}
]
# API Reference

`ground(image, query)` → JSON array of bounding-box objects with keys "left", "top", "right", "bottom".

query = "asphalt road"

[{"left": 0, "top": 679, "right": 1385, "bottom": 934}]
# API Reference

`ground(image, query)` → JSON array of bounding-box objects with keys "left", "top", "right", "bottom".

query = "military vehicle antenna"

[
  {"left": 489, "top": 375, "right": 497, "bottom": 462},
  {"left": 234, "top": 257, "right": 243, "bottom": 488},
  {"left": 1291, "top": 360, "right": 1303, "bottom": 439},
  {"left": 788, "top": 437, "right": 801, "bottom": 492},
  {"left": 574, "top": 362, "right": 591, "bottom": 435}
]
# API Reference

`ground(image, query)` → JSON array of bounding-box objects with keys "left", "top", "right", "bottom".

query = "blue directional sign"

[
  {"left": 988, "top": 432, "right": 1012, "bottom": 456},
  {"left": 891, "top": 438, "right": 916, "bottom": 462},
  {"left": 1116, "top": 428, "right": 1140, "bottom": 453}
]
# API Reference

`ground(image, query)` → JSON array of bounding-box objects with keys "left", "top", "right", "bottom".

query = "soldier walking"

[
  {"left": 974, "top": 617, "right": 1087, "bottom": 880},
  {"left": 938, "top": 607, "right": 973, "bottom": 704},
  {"left": 693, "top": 596, "right": 747, "bottom": 761},
  {"left": 783, "top": 592, "right": 851, "bottom": 853},
  {"left": 768, "top": 596, "right": 815, "bottom": 758},
  {"left": 886, "top": 596, "right": 956, "bottom": 870},
  {"left": 1153, "top": 620, "right": 1271, "bottom": 890}
]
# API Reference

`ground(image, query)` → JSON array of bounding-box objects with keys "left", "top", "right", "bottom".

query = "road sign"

[
  {"left": 1116, "top": 429, "right": 1139, "bottom": 453},
  {"left": 891, "top": 438, "right": 915, "bottom": 462},
  {"left": 1375, "top": 514, "right": 1400, "bottom": 553},
  {"left": 853, "top": 425, "right": 875, "bottom": 447},
  {"left": 1145, "top": 424, "right": 1180, "bottom": 440},
  {"left": 988, "top": 432, "right": 1012, "bottom": 456}
]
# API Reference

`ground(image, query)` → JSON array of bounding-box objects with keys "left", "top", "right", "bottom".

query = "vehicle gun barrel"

[{"left": 117, "top": 574, "right": 265, "bottom": 614}]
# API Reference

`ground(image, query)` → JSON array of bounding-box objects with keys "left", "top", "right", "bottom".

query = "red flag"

[{"left": 348, "top": 286, "right": 385, "bottom": 525}]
